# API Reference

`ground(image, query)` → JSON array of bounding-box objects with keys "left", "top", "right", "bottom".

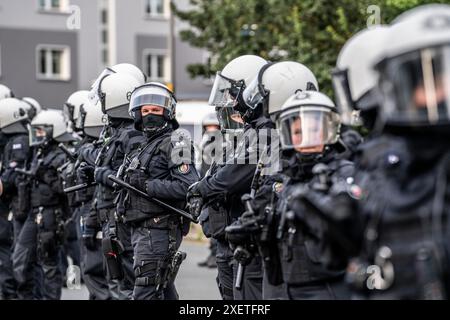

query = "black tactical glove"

[
  {"left": 78, "top": 163, "right": 95, "bottom": 183},
  {"left": 128, "top": 170, "right": 148, "bottom": 192},
  {"left": 186, "top": 182, "right": 203, "bottom": 220}
]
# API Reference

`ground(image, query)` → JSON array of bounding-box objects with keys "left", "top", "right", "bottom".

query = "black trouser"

[
  {"left": 262, "top": 269, "right": 288, "bottom": 300},
  {"left": 286, "top": 278, "right": 351, "bottom": 300},
  {"left": 130, "top": 217, "right": 183, "bottom": 300},
  {"left": 215, "top": 239, "right": 234, "bottom": 300},
  {"left": 0, "top": 213, "right": 16, "bottom": 299},
  {"left": 77, "top": 204, "right": 111, "bottom": 300},
  {"left": 99, "top": 208, "right": 134, "bottom": 300},
  {"left": 35, "top": 207, "right": 64, "bottom": 300}
]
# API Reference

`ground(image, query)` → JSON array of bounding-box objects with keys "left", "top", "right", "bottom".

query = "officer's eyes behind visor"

[{"left": 379, "top": 45, "right": 450, "bottom": 126}]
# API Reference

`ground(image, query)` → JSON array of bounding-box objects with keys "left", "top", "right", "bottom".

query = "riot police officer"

[
  {"left": 86, "top": 71, "right": 145, "bottom": 299},
  {"left": 71, "top": 99, "right": 112, "bottom": 299},
  {"left": 0, "top": 98, "right": 31, "bottom": 299},
  {"left": 230, "top": 61, "right": 320, "bottom": 300},
  {"left": 274, "top": 90, "right": 353, "bottom": 299},
  {"left": 330, "top": 5, "right": 450, "bottom": 299},
  {"left": 118, "top": 82, "right": 198, "bottom": 300},
  {"left": 12, "top": 109, "right": 74, "bottom": 300},
  {"left": 187, "top": 54, "right": 270, "bottom": 300}
]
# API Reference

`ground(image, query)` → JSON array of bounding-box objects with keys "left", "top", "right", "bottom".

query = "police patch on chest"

[
  {"left": 177, "top": 163, "right": 190, "bottom": 174},
  {"left": 12, "top": 144, "right": 22, "bottom": 150}
]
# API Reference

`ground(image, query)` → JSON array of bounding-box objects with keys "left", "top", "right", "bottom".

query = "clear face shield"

[
  {"left": 30, "top": 124, "right": 53, "bottom": 147},
  {"left": 63, "top": 103, "right": 75, "bottom": 122},
  {"left": 279, "top": 106, "right": 340, "bottom": 154},
  {"left": 208, "top": 72, "right": 245, "bottom": 108},
  {"left": 378, "top": 45, "right": 450, "bottom": 126},
  {"left": 332, "top": 69, "right": 362, "bottom": 126},
  {"left": 88, "top": 68, "right": 115, "bottom": 105},
  {"left": 242, "top": 76, "right": 267, "bottom": 110},
  {"left": 215, "top": 106, "right": 245, "bottom": 130},
  {"left": 75, "top": 104, "right": 87, "bottom": 131}
]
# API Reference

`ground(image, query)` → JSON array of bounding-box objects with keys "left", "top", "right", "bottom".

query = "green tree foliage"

[{"left": 172, "top": 0, "right": 450, "bottom": 96}]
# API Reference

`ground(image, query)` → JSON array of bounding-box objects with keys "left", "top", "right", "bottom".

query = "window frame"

[
  {"left": 35, "top": 44, "right": 71, "bottom": 81},
  {"left": 37, "top": 0, "right": 71, "bottom": 14},
  {"left": 142, "top": 48, "right": 169, "bottom": 82},
  {"left": 144, "top": 0, "right": 168, "bottom": 19}
]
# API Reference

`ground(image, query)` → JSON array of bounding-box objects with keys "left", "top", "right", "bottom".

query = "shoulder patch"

[{"left": 177, "top": 163, "right": 190, "bottom": 174}]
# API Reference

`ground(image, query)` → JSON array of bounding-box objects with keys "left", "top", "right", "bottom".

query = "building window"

[
  {"left": 36, "top": 45, "right": 71, "bottom": 81},
  {"left": 101, "top": 9, "right": 108, "bottom": 24},
  {"left": 145, "top": 0, "right": 165, "bottom": 17},
  {"left": 0, "top": 44, "right": 2, "bottom": 78},
  {"left": 143, "top": 50, "right": 168, "bottom": 82},
  {"left": 102, "top": 49, "right": 109, "bottom": 65},
  {"left": 38, "top": 0, "right": 70, "bottom": 12}
]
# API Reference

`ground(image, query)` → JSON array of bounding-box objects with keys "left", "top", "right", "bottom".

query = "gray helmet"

[
  {"left": 242, "top": 61, "right": 319, "bottom": 121},
  {"left": 374, "top": 4, "right": 450, "bottom": 127},
  {"left": 333, "top": 26, "right": 390, "bottom": 125}
]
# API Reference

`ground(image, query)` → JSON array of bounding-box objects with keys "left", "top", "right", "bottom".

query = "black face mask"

[{"left": 142, "top": 114, "right": 167, "bottom": 130}]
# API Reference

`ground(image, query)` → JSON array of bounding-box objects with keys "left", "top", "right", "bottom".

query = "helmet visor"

[
  {"left": 242, "top": 76, "right": 266, "bottom": 110},
  {"left": 208, "top": 72, "right": 243, "bottom": 107},
  {"left": 30, "top": 125, "right": 52, "bottom": 146},
  {"left": 279, "top": 107, "right": 340, "bottom": 153},
  {"left": 379, "top": 45, "right": 450, "bottom": 126},
  {"left": 129, "top": 85, "right": 176, "bottom": 117},
  {"left": 215, "top": 106, "right": 244, "bottom": 130},
  {"left": 332, "top": 69, "right": 361, "bottom": 126}
]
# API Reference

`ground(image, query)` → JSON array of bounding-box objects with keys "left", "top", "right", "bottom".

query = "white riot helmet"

[
  {"left": 0, "top": 98, "right": 29, "bottom": 134},
  {"left": 64, "top": 90, "right": 89, "bottom": 126},
  {"left": 278, "top": 91, "right": 340, "bottom": 154},
  {"left": 202, "top": 112, "right": 220, "bottom": 128},
  {"left": 243, "top": 61, "right": 319, "bottom": 121},
  {"left": 209, "top": 55, "right": 267, "bottom": 129},
  {"left": 375, "top": 4, "right": 450, "bottom": 127},
  {"left": 79, "top": 100, "right": 106, "bottom": 139},
  {"left": 22, "top": 97, "right": 42, "bottom": 120},
  {"left": 129, "top": 82, "right": 177, "bottom": 132},
  {"left": 88, "top": 63, "right": 146, "bottom": 105},
  {"left": 333, "top": 26, "right": 390, "bottom": 126},
  {"left": 97, "top": 73, "right": 144, "bottom": 120},
  {"left": 30, "top": 109, "right": 74, "bottom": 146},
  {"left": 0, "top": 84, "right": 14, "bottom": 100}
]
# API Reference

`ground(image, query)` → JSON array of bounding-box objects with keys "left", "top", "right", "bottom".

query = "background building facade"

[{"left": 0, "top": 0, "right": 211, "bottom": 107}]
